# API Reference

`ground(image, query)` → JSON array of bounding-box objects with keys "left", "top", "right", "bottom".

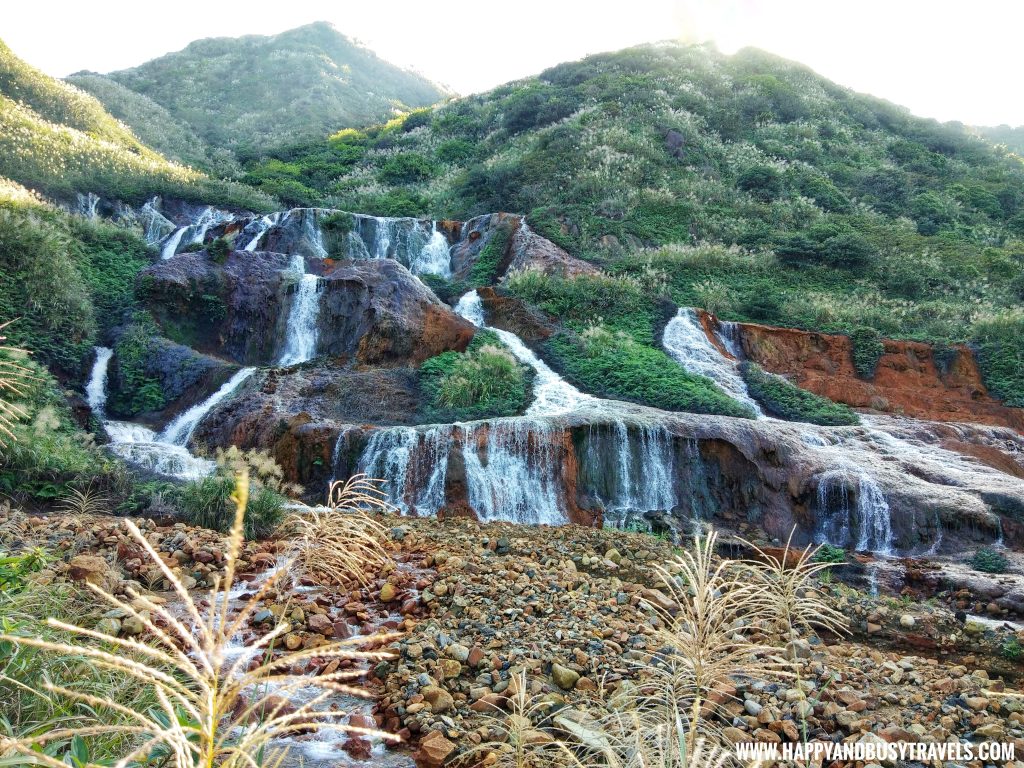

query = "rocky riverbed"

[{"left": 3, "top": 506, "right": 1023, "bottom": 767}]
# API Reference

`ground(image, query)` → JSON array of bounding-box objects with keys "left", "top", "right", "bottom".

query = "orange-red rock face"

[{"left": 730, "top": 319, "right": 1024, "bottom": 432}]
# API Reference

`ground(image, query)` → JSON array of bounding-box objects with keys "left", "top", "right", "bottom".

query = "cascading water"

[
  {"left": 815, "top": 468, "right": 894, "bottom": 554},
  {"left": 161, "top": 367, "right": 257, "bottom": 447},
  {"left": 713, "top": 320, "right": 745, "bottom": 359},
  {"left": 86, "top": 347, "right": 113, "bottom": 418},
  {"left": 278, "top": 255, "right": 321, "bottom": 366},
  {"left": 581, "top": 421, "right": 680, "bottom": 517},
  {"left": 85, "top": 347, "right": 254, "bottom": 479},
  {"left": 160, "top": 207, "right": 233, "bottom": 259},
  {"left": 161, "top": 227, "right": 188, "bottom": 260},
  {"left": 359, "top": 426, "right": 452, "bottom": 516},
  {"left": 244, "top": 212, "right": 281, "bottom": 251},
  {"left": 662, "top": 308, "right": 762, "bottom": 416},
  {"left": 409, "top": 222, "right": 452, "bottom": 277},
  {"left": 462, "top": 420, "right": 567, "bottom": 525},
  {"left": 454, "top": 290, "right": 594, "bottom": 417}
]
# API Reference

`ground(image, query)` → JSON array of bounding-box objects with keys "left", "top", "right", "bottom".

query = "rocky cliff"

[{"left": 715, "top": 315, "right": 1024, "bottom": 431}]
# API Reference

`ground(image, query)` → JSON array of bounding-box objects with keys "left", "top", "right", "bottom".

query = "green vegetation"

[
  {"left": 1002, "top": 636, "right": 1023, "bottom": 661},
  {"left": 741, "top": 362, "right": 859, "bottom": 426},
  {"left": 0, "top": 579, "right": 164, "bottom": 762},
  {"left": 810, "top": 543, "right": 847, "bottom": 564},
  {"left": 177, "top": 474, "right": 286, "bottom": 540},
  {"left": 0, "top": 363, "right": 126, "bottom": 502},
  {"left": 64, "top": 71, "right": 238, "bottom": 176},
  {"left": 0, "top": 548, "right": 48, "bottom": 593},
  {"left": 249, "top": 42, "right": 1024, "bottom": 406},
  {"left": 468, "top": 225, "right": 512, "bottom": 287},
  {"left": 970, "top": 547, "right": 1009, "bottom": 574},
  {"left": 420, "top": 330, "right": 532, "bottom": 421},
  {"left": 850, "top": 327, "right": 885, "bottom": 379},
  {"left": 109, "top": 316, "right": 167, "bottom": 416},
  {"left": 78, "top": 22, "right": 446, "bottom": 162},
  {"left": 549, "top": 324, "right": 754, "bottom": 418},
  {"left": 503, "top": 268, "right": 752, "bottom": 417},
  {"left": 0, "top": 39, "right": 275, "bottom": 209}
]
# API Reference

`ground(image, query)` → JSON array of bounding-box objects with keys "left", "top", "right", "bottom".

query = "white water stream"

[
  {"left": 454, "top": 290, "right": 594, "bottom": 417},
  {"left": 86, "top": 347, "right": 254, "bottom": 480},
  {"left": 278, "top": 255, "right": 321, "bottom": 366},
  {"left": 662, "top": 308, "right": 762, "bottom": 416}
]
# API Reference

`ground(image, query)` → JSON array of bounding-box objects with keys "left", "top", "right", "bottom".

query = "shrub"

[
  {"left": 810, "top": 543, "right": 847, "bottom": 564},
  {"left": 970, "top": 547, "right": 1008, "bottom": 574},
  {"left": 176, "top": 473, "right": 286, "bottom": 540},
  {"left": 207, "top": 236, "right": 231, "bottom": 263},
  {"left": 972, "top": 311, "right": 1024, "bottom": 407},
  {"left": 468, "top": 226, "right": 512, "bottom": 287},
  {"left": 741, "top": 362, "right": 859, "bottom": 426},
  {"left": 420, "top": 331, "right": 531, "bottom": 420},
  {"left": 546, "top": 325, "right": 755, "bottom": 418},
  {"left": 378, "top": 152, "right": 436, "bottom": 185},
  {"left": 850, "top": 326, "right": 885, "bottom": 379},
  {"left": 736, "top": 165, "right": 783, "bottom": 202},
  {"left": 1002, "top": 636, "right": 1023, "bottom": 661}
]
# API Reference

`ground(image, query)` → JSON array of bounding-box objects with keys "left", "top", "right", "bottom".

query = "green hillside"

[
  {"left": 246, "top": 42, "right": 1024, "bottom": 405},
  {"left": 65, "top": 72, "right": 237, "bottom": 176},
  {"left": 0, "top": 39, "right": 273, "bottom": 209},
  {"left": 80, "top": 22, "right": 448, "bottom": 157}
]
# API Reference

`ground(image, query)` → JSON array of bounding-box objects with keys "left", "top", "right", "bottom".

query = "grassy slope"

[
  {"left": 0, "top": 39, "right": 275, "bottom": 209},
  {"left": 93, "top": 22, "right": 448, "bottom": 157},
  {"left": 65, "top": 72, "right": 237, "bottom": 176},
  {"left": 247, "top": 42, "right": 1024, "bottom": 405}
]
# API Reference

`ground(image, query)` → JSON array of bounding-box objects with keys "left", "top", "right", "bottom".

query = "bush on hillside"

[
  {"left": 420, "top": 330, "right": 531, "bottom": 421},
  {"left": 741, "top": 362, "right": 859, "bottom": 426},
  {"left": 850, "top": 326, "right": 885, "bottom": 379},
  {"left": 547, "top": 325, "right": 755, "bottom": 418}
]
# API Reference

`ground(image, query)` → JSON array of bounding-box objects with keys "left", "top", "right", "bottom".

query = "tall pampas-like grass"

[
  {"left": 0, "top": 319, "right": 35, "bottom": 445},
  {"left": 740, "top": 529, "right": 849, "bottom": 640},
  {"left": 635, "top": 530, "right": 783, "bottom": 753},
  {"left": 0, "top": 471, "right": 399, "bottom": 768},
  {"left": 285, "top": 474, "right": 392, "bottom": 588}
]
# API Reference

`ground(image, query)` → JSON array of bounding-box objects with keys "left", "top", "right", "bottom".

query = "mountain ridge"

[{"left": 68, "top": 22, "right": 449, "bottom": 163}]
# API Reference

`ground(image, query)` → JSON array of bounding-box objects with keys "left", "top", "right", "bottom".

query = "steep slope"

[
  {"left": 64, "top": 72, "right": 236, "bottom": 176},
  {"left": 246, "top": 42, "right": 1024, "bottom": 407},
  {"left": 0, "top": 39, "right": 273, "bottom": 209},
  {"left": 80, "top": 22, "right": 448, "bottom": 157},
  {"left": 978, "top": 124, "right": 1024, "bottom": 156}
]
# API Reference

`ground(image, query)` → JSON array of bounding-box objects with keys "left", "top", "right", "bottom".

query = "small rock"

[{"left": 551, "top": 663, "right": 580, "bottom": 690}]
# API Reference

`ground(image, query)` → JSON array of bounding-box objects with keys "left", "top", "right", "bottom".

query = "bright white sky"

[{"left": 4, "top": 0, "right": 1021, "bottom": 126}]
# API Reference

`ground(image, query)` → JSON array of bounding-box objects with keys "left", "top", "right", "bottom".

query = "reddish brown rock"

[
  {"left": 716, "top": 312, "right": 1024, "bottom": 431},
  {"left": 413, "top": 730, "right": 456, "bottom": 768}
]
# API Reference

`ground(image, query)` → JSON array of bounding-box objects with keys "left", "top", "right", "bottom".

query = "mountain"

[
  {"left": 0, "top": 38, "right": 273, "bottom": 209},
  {"left": 63, "top": 72, "right": 238, "bottom": 176},
  {"left": 977, "top": 124, "right": 1024, "bottom": 156},
  {"left": 70, "top": 22, "right": 449, "bottom": 160},
  {"left": 246, "top": 42, "right": 1024, "bottom": 407}
]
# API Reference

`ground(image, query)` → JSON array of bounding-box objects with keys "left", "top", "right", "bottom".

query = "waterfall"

[
  {"left": 463, "top": 420, "right": 568, "bottom": 525},
  {"left": 161, "top": 227, "right": 188, "bottom": 260},
  {"left": 86, "top": 347, "right": 113, "bottom": 418},
  {"left": 85, "top": 345, "right": 230, "bottom": 480},
  {"left": 662, "top": 308, "right": 762, "bottom": 416},
  {"left": 372, "top": 217, "right": 393, "bottom": 259},
  {"left": 580, "top": 421, "right": 680, "bottom": 517},
  {"left": 815, "top": 468, "right": 894, "bottom": 555},
  {"left": 278, "top": 255, "right": 321, "bottom": 366},
  {"left": 159, "top": 207, "right": 233, "bottom": 260},
  {"left": 714, "top": 320, "right": 745, "bottom": 359},
  {"left": 455, "top": 290, "right": 595, "bottom": 417},
  {"left": 359, "top": 426, "right": 452, "bottom": 516},
  {"left": 244, "top": 212, "right": 281, "bottom": 252},
  {"left": 103, "top": 421, "right": 215, "bottom": 480},
  {"left": 410, "top": 222, "right": 452, "bottom": 277},
  {"left": 161, "top": 367, "right": 257, "bottom": 447}
]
